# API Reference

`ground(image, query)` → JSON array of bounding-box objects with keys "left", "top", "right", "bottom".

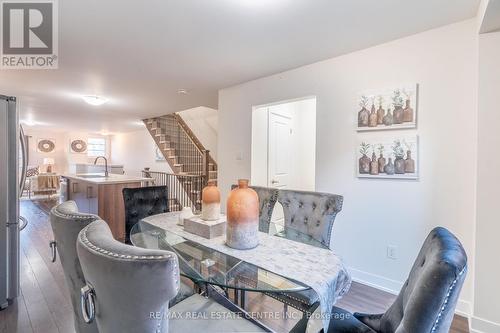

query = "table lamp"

[{"left": 43, "top": 157, "right": 55, "bottom": 173}]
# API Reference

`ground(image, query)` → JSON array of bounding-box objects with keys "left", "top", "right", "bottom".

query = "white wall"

[
  {"left": 472, "top": 30, "right": 500, "bottom": 333},
  {"left": 177, "top": 106, "right": 218, "bottom": 160},
  {"left": 218, "top": 20, "right": 477, "bottom": 314},
  {"left": 24, "top": 128, "right": 110, "bottom": 174},
  {"left": 110, "top": 128, "right": 173, "bottom": 177},
  {"left": 251, "top": 98, "right": 316, "bottom": 191}
]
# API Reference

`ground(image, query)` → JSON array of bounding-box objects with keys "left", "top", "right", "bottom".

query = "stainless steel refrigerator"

[{"left": 0, "top": 94, "right": 27, "bottom": 309}]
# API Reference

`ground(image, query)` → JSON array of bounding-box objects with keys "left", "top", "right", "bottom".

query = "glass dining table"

[{"left": 130, "top": 216, "right": 328, "bottom": 308}]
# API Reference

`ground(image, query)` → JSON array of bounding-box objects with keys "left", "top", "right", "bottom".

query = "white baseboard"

[
  {"left": 349, "top": 267, "right": 402, "bottom": 295},
  {"left": 470, "top": 316, "right": 500, "bottom": 333},
  {"left": 349, "top": 267, "right": 472, "bottom": 318}
]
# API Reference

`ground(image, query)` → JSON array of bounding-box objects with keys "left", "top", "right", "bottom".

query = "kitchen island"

[{"left": 62, "top": 173, "right": 151, "bottom": 242}]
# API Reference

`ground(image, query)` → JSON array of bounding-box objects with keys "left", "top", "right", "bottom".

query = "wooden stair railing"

[{"left": 143, "top": 113, "right": 217, "bottom": 210}]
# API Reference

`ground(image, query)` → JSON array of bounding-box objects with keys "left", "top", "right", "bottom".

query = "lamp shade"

[{"left": 43, "top": 158, "right": 55, "bottom": 165}]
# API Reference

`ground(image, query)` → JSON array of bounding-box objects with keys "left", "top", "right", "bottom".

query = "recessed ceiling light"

[
  {"left": 82, "top": 95, "right": 108, "bottom": 106},
  {"left": 177, "top": 89, "right": 188, "bottom": 95}
]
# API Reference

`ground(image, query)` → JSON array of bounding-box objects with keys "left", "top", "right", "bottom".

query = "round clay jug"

[
  {"left": 384, "top": 158, "right": 395, "bottom": 175},
  {"left": 359, "top": 154, "right": 371, "bottom": 174},
  {"left": 226, "top": 179, "right": 259, "bottom": 250},
  {"left": 383, "top": 109, "right": 393, "bottom": 126},
  {"left": 394, "top": 157, "right": 406, "bottom": 174},
  {"left": 393, "top": 105, "right": 404, "bottom": 124},
  {"left": 358, "top": 107, "right": 369, "bottom": 127},
  {"left": 201, "top": 181, "right": 221, "bottom": 221}
]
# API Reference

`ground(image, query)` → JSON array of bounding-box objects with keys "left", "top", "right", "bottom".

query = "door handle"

[{"left": 271, "top": 179, "right": 279, "bottom": 184}]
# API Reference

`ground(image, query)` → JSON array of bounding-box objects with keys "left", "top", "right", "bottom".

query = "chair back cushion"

[
  {"left": 231, "top": 185, "right": 278, "bottom": 233},
  {"left": 277, "top": 189, "right": 343, "bottom": 248},
  {"left": 380, "top": 227, "right": 467, "bottom": 333},
  {"left": 122, "top": 186, "right": 169, "bottom": 242},
  {"left": 76, "top": 220, "right": 180, "bottom": 333},
  {"left": 50, "top": 201, "right": 99, "bottom": 333}
]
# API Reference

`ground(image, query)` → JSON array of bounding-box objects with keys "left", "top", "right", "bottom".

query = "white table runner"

[{"left": 142, "top": 212, "right": 352, "bottom": 331}]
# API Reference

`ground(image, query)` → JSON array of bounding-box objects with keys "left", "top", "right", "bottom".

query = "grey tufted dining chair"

[
  {"left": 231, "top": 184, "right": 279, "bottom": 233},
  {"left": 76, "top": 220, "right": 268, "bottom": 333},
  {"left": 292, "top": 227, "right": 467, "bottom": 333},
  {"left": 277, "top": 189, "right": 344, "bottom": 249},
  {"left": 268, "top": 189, "right": 343, "bottom": 314},
  {"left": 49, "top": 201, "right": 99, "bottom": 333}
]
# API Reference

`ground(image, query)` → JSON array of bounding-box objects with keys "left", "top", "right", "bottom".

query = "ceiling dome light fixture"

[
  {"left": 177, "top": 89, "right": 188, "bottom": 95},
  {"left": 82, "top": 95, "right": 108, "bottom": 106}
]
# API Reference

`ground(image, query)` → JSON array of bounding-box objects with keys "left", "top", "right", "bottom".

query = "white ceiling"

[{"left": 0, "top": 0, "right": 480, "bottom": 133}]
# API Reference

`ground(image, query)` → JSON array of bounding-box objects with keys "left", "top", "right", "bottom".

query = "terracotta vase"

[
  {"left": 384, "top": 158, "right": 395, "bottom": 175},
  {"left": 358, "top": 107, "right": 369, "bottom": 127},
  {"left": 226, "top": 179, "right": 259, "bottom": 250},
  {"left": 201, "top": 181, "right": 221, "bottom": 221},
  {"left": 368, "top": 105, "right": 378, "bottom": 127},
  {"left": 383, "top": 109, "right": 393, "bottom": 126},
  {"left": 377, "top": 106, "right": 385, "bottom": 125},
  {"left": 394, "top": 157, "right": 406, "bottom": 174},
  {"left": 378, "top": 154, "right": 386, "bottom": 173},
  {"left": 393, "top": 105, "right": 404, "bottom": 124},
  {"left": 405, "top": 151, "right": 415, "bottom": 173},
  {"left": 359, "top": 154, "right": 371, "bottom": 174},
  {"left": 403, "top": 99, "right": 414, "bottom": 123},
  {"left": 370, "top": 153, "right": 379, "bottom": 175}
]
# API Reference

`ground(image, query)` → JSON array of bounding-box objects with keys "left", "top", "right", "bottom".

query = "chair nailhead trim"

[
  {"left": 80, "top": 226, "right": 175, "bottom": 260},
  {"left": 431, "top": 265, "right": 467, "bottom": 332}
]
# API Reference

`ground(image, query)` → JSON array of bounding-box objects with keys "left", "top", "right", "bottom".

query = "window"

[{"left": 87, "top": 138, "right": 106, "bottom": 157}]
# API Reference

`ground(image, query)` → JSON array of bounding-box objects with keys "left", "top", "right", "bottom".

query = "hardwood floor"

[{"left": 0, "top": 200, "right": 469, "bottom": 333}]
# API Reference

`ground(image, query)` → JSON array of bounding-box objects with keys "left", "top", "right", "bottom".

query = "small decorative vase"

[
  {"left": 368, "top": 105, "right": 378, "bottom": 127},
  {"left": 383, "top": 109, "right": 393, "bottom": 126},
  {"left": 358, "top": 107, "right": 369, "bottom": 127},
  {"left": 370, "top": 153, "right": 379, "bottom": 175},
  {"left": 393, "top": 105, "right": 404, "bottom": 124},
  {"left": 226, "top": 179, "right": 259, "bottom": 250},
  {"left": 405, "top": 151, "right": 415, "bottom": 173},
  {"left": 178, "top": 206, "right": 193, "bottom": 226},
  {"left": 201, "top": 181, "right": 221, "bottom": 221},
  {"left": 384, "top": 158, "right": 395, "bottom": 175},
  {"left": 403, "top": 99, "right": 414, "bottom": 123},
  {"left": 378, "top": 153, "right": 386, "bottom": 173},
  {"left": 359, "top": 154, "right": 371, "bottom": 174},
  {"left": 394, "top": 157, "right": 406, "bottom": 174},
  {"left": 377, "top": 106, "right": 385, "bottom": 125}
]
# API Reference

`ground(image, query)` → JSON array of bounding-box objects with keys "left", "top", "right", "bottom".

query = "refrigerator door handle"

[{"left": 19, "top": 125, "right": 27, "bottom": 196}]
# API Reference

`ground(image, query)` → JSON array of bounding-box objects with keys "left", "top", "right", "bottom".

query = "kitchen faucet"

[{"left": 94, "top": 156, "right": 109, "bottom": 177}]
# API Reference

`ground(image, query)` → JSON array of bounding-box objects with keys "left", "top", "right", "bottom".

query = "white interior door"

[
  {"left": 268, "top": 106, "right": 293, "bottom": 225},
  {"left": 268, "top": 108, "right": 292, "bottom": 189}
]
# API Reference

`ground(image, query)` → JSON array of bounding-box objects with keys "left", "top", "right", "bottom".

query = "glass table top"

[{"left": 130, "top": 219, "right": 327, "bottom": 293}]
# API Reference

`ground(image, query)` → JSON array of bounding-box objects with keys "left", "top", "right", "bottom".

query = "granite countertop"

[{"left": 62, "top": 173, "right": 151, "bottom": 185}]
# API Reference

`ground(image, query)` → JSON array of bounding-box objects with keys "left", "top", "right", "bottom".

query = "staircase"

[{"left": 143, "top": 113, "right": 217, "bottom": 211}]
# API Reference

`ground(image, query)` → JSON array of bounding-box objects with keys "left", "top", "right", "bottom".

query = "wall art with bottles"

[
  {"left": 357, "top": 135, "right": 419, "bottom": 180},
  {"left": 357, "top": 84, "right": 418, "bottom": 131}
]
